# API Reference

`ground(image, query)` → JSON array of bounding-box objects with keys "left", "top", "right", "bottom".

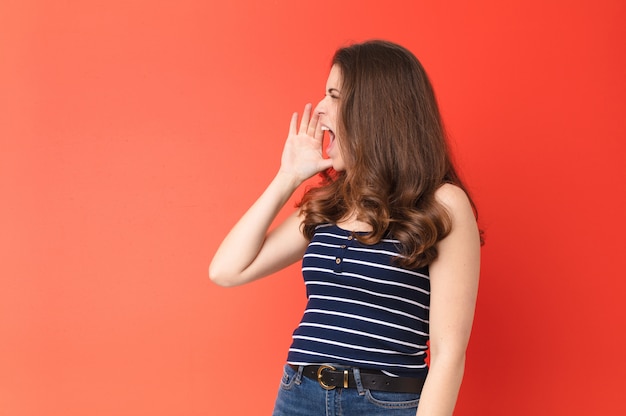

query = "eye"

[{"left": 327, "top": 88, "right": 341, "bottom": 99}]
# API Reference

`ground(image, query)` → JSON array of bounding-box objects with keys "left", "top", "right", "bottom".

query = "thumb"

[{"left": 318, "top": 159, "right": 334, "bottom": 171}]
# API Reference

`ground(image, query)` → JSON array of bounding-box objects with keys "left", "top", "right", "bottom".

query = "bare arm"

[
  {"left": 209, "top": 104, "right": 333, "bottom": 287},
  {"left": 416, "top": 184, "right": 481, "bottom": 416}
]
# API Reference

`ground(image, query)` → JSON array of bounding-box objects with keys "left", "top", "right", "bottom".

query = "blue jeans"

[{"left": 272, "top": 365, "right": 421, "bottom": 415}]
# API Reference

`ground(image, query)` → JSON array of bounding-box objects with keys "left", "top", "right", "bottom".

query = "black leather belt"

[{"left": 290, "top": 364, "right": 425, "bottom": 394}]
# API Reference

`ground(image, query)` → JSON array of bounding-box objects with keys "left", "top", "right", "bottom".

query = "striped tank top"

[{"left": 286, "top": 224, "right": 430, "bottom": 378}]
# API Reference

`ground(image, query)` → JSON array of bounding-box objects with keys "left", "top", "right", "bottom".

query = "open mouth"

[{"left": 321, "top": 125, "right": 336, "bottom": 152}]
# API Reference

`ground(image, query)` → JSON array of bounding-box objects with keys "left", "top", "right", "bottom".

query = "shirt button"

[
  {"left": 340, "top": 244, "right": 347, "bottom": 249},
  {"left": 335, "top": 258, "right": 341, "bottom": 264},
  {"left": 347, "top": 235, "right": 353, "bottom": 240}
]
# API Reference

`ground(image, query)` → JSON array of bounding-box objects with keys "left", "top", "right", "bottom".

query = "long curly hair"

[{"left": 299, "top": 40, "right": 477, "bottom": 269}]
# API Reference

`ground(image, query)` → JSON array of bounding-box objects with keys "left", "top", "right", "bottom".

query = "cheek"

[{"left": 329, "top": 103, "right": 340, "bottom": 121}]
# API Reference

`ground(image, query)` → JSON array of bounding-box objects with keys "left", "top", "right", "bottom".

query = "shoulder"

[
  {"left": 433, "top": 184, "right": 480, "bottom": 252},
  {"left": 434, "top": 183, "right": 474, "bottom": 220}
]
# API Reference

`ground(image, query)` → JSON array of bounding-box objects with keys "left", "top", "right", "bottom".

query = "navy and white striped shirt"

[{"left": 286, "top": 224, "right": 430, "bottom": 378}]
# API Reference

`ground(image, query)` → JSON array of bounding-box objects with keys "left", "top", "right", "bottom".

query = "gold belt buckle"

[{"left": 316, "top": 364, "right": 337, "bottom": 390}]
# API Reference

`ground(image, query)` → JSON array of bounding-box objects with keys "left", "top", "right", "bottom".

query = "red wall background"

[{"left": 1, "top": 0, "right": 625, "bottom": 415}]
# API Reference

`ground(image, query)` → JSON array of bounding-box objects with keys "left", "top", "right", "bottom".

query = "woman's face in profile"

[{"left": 315, "top": 65, "right": 345, "bottom": 171}]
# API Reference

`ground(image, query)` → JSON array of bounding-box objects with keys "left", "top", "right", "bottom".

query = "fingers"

[
  {"left": 307, "top": 110, "right": 321, "bottom": 139},
  {"left": 289, "top": 111, "right": 298, "bottom": 135},
  {"left": 301, "top": 103, "right": 321, "bottom": 139},
  {"left": 298, "top": 103, "right": 312, "bottom": 135},
  {"left": 290, "top": 103, "right": 319, "bottom": 141}
]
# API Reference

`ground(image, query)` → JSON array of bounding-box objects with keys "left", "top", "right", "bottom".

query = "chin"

[
  {"left": 329, "top": 154, "right": 346, "bottom": 172},
  {"left": 332, "top": 163, "right": 346, "bottom": 172}
]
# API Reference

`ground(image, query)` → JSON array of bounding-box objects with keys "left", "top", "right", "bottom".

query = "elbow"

[
  {"left": 208, "top": 263, "right": 240, "bottom": 288},
  {"left": 429, "top": 340, "right": 467, "bottom": 368},
  {"left": 428, "top": 344, "right": 467, "bottom": 372}
]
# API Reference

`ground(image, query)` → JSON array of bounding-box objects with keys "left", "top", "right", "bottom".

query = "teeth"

[{"left": 321, "top": 126, "right": 330, "bottom": 131}]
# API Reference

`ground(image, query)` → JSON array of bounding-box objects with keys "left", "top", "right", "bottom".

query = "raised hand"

[
  {"left": 279, "top": 103, "right": 334, "bottom": 184},
  {"left": 210, "top": 104, "right": 326, "bottom": 287}
]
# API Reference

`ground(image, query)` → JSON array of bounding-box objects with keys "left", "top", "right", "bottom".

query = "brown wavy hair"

[{"left": 299, "top": 40, "right": 478, "bottom": 269}]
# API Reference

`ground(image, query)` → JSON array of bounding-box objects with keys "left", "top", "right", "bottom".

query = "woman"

[{"left": 209, "top": 40, "right": 480, "bottom": 416}]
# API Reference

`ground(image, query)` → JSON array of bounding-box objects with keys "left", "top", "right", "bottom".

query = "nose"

[{"left": 314, "top": 96, "right": 328, "bottom": 115}]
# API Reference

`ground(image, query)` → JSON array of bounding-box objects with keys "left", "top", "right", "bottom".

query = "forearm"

[
  {"left": 415, "top": 353, "right": 465, "bottom": 416},
  {"left": 208, "top": 171, "right": 301, "bottom": 286},
  {"left": 210, "top": 104, "right": 331, "bottom": 286}
]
